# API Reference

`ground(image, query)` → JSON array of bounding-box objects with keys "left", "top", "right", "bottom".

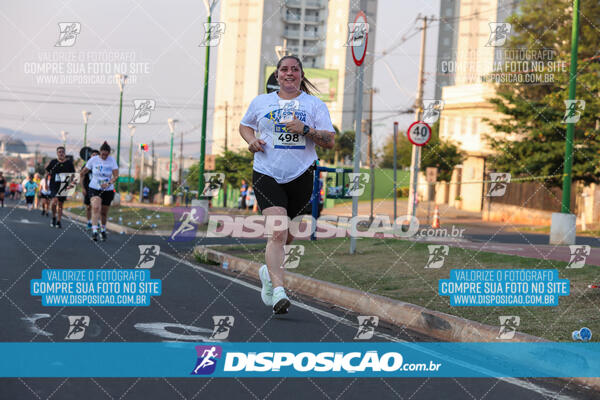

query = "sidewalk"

[{"left": 322, "top": 199, "right": 483, "bottom": 225}]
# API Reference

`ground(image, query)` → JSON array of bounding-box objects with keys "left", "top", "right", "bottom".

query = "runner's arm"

[
  {"left": 80, "top": 167, "right": 90, "bottom": 181},
  {"left": 110, "top": 169, "right": 119, "bottom": 185},
  {"left": 240, "top": 124, "right": 265, "bottom": 153},
  {"left": 305, "top": 127, "right": 335, "bottom": 149}
]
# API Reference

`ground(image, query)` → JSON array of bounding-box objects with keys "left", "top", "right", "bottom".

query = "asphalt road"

[{"left": 0, "top": 204, "right": 598, "bottom": 400}]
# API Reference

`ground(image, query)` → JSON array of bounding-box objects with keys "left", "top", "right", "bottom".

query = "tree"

[
  {"left": 379, "top": 121, "right": 463, "bottom": 182},
  {"left": 485, "top": 0, "right": 600, "bottom": 187},
  {"left": 379, "top": 129, "right": 412, "bottom": 169},
  {"left": 187, "top": 149, "right": 254, "bottom": 191},
  {"left": 316, "top": 127, "right": 355, "bottom": 165},
  {"left": 420, "top": 121, "right": 464, "bottom": 182}
]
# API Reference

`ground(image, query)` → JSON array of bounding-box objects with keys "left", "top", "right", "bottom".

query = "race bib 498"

[{"left": 274, "top": 124, "right": 305, "bottom": 149}]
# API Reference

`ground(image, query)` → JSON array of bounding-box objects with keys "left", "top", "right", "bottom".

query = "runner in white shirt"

[
  {"left": 239, "top": 55, "right": 335, "bottom": 314},
  {"left": 80, "top": 141, "right": 119, "bottom": 242}
]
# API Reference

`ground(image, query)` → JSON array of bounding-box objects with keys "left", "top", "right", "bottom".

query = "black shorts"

[
  {"left": 252, "top": 165, "right": 314, "bottom": 219},
  {"left": 88, "top": 188, "right": 115, "bottom": 206},
  {"left": 83, "top": 192, "right": 91, "bottom": 206},
  {"left": 25, "top": 195, "right": 34, "bottom": 204},
  {"left": 49, "top": 185, "right": 67, "bottom": 202},
  {"left": 40, "top": 193, "right": 51, "bottom": 200}
]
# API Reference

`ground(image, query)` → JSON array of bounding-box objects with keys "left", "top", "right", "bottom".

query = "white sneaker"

[
  {"left": 259, "top": 265, "right": 273, "bottom": 306},
  {"left": 272, "top": 288, "right": 290, "bottom": 314}
]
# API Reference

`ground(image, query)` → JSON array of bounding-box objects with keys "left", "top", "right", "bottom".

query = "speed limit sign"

[{"left": 407, "top": 121, "right": 431, "bottom": 146}]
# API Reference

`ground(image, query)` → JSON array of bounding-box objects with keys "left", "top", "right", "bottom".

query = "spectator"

[
  {"left": 142, "top": 186, "right": 150, "bottom": 203},
  {"left": 246, "top": 186, "right": 255, "bottom": 211},
  {"left": 239, "top": 179, "right": 248, "bottom": 209}
]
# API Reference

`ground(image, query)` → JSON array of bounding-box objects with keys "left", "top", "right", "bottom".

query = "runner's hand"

[
  {"left": 248, "top": 138, "right": 266, "bottom": 153},
  {"left": 285, "top": 113, "right": 305, "bottom": 135}
]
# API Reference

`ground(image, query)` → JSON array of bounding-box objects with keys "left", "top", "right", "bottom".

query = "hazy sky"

[{"left": 0, "top": 0, "right": 440, "bottom": 157}]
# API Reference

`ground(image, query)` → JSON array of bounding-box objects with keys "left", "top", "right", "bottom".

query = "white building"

[{"left": 209, "top": 0, "right": 378, "bottom": 160}]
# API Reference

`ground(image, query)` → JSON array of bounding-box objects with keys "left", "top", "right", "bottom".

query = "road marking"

[
  {"left": 161, "top": 252, "right": 578, "bottom": 399},
  {"left": 134, "top": 322, "right": 215, "bottom": 342},
  {"left": 21, "top": 313, "right": 53, "bottom": 337}
]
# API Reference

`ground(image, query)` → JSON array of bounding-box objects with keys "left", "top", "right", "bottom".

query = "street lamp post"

[
  {"left": 550, "top": 0, "right": 581, "bottom": 245},
  {"left": 82, "top": 111, "right": 91, "bottom": 147},
  {"left": 166, "top": 118, "right": 178, "bottom": 205},
  {"left": 115, "top": 74, "right": 128, "bottom": 192},
  {"left": 61, "top": 131, "right": 68, "bottom": 148},
  {"left": 198, "top": 0, "right": 219, "bottom": 198},
  {"left": 127, "top": 124, "right": 136, "bottom": 194}
]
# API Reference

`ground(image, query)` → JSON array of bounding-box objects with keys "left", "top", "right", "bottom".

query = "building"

[
  {"left": 210, "top": 0, "right": 378, "bottom": 160},
  {"left": 0, "top": 134, "right": 28, "bottom": 155},
  {"left": 434, "top": 0, "right": 461, "bottom": 100},
  {"left": 437, "top": 0, "right": 521, "bottom": 212}
]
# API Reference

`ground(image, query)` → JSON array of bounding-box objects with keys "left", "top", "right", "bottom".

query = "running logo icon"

[
  {"left": 346, "top": 173, "right": 369, "bottom": 197},
  {"left": 65, "top": 316, "right": 90, "bottom": 340},
  {"left": 56, "top": 173, "right": 79, "bottom": 197},
  {"left": 485, "top": 23, "right": 511, "bottom": 47},
  {"left": 422, "top": 100, "right": 444, "bottom": 124},
  {"left": 425, "top": 245, "right": 449, "bottom": 269},
  {"left": 191, "top": 345, "right": 222, "bottom": 375},
  {"left": 202, "top": 173, "right": 224, "bottom": 197},
  {"left": 345, "top": 22, "right": 369, "bottom": 47},
  {"left": 55, "top": 23, "right": 81, "bottom": 47},
  {"left": 283, "top": 245, "right": 304, "bottom": 269},
  {"left": 354, "top": 316, "right": 379, "bottom": 340},
  {"left": 169, "top": 207, "right": 204, "bottom": 242},
  {"left": 497, "top": 316, "right": 520, "bottom": 340},
  {"left": 562, "top": 100, "right": 585, "bottom": 123},
  {"left": 136, "top": 245, "right": 160, "bottom": 268},
  {"left": 566, "top": 245, "right": 590, "bottom": 269},
  {"left": 210, "top": 316, "right": 234, "bottom": 340},
  {"left": 200, "top": 22, "right": 226, "bottom": 47},
  {"left": 487, "top": 173, "right": 510, "bottom": 197},
  {"left": 129, "top": 100, "right": 156, "bottom": 124}
]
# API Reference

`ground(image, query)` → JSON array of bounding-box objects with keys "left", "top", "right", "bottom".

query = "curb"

[
  {"left": 63, "top": 210, "right": 137, "bottom": 234},
  {"left": 194, "top": 245, "right": 600, "bottom": 391},
  {"left": 62, "top": 209, "right": 171, "bottom": 236}
]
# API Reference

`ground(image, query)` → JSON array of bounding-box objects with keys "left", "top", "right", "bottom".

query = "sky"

[{"left": 0, "top": 0, "right": 441, "bottom": 158}]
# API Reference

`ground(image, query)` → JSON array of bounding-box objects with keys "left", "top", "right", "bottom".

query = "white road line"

[{"left": 161, "top": 252, "right": 579, "bottom": 400}]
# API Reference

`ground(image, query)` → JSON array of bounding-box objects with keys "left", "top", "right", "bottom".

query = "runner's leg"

[
  {"left": 263, "top": 206, "right": 288, "bottom": 289},
  {"left": 100, "top": 205, "right": 109, "bottom": 228},
  {"left": 91, "top": 196, "right": 101, "bottom": 231}
]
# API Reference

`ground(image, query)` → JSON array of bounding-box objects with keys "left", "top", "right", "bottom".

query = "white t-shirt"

[
  {"left": 85, "top": 155, "right": 118, "bottom": 191},
  {"left": 241, "top": 91, "right": 335, "bottom": 184}
]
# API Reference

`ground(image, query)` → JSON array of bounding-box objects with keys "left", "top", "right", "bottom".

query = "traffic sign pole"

[
  {"left": 407, "top": 121, "right": 431, "bottom": 217},
  {"left": 349, "top": 11, "right": 368, "bottom": 255},
  {"left": 407, "top": 16, "right": 428, "bottom": 217}
]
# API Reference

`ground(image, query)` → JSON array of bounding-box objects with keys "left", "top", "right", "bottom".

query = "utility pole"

[
  {"left": 407, "top": 16, "right": 427, "bottom": 217},
  {"left": 151, "top": 140, "right": 155, "bottom": 180},
  {"left": 393, "top": 122, "right": 398, "bottom": 222},
  {"left": 223, "top": 101, "right": 228, "bottom": 208},
  {"left": 179, "top": 130, "right": 184, "bottom": 187},
  {"left": 368, "top": 87, "right": 377, "bottom": 222}
]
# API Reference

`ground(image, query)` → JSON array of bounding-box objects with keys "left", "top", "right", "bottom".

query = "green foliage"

[
  {"left": 317, "top": 127, "right": 355, "bottom": 165},
  {"left": 379, "top": 122, "right": 463, "bottom": 182},
  {"left": 379, "top": 129, "right": 412, "bottom": 169},
  {"left": 187, "top": 149, "right": 254, "bottom": 190},
  {"left": 485, "top": 0, "right": 600, "bottom": 187},
  {"left": 420, "top": 121, "right": 464, "bottom": 182}
]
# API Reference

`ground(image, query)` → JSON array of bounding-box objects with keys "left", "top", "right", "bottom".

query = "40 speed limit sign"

[{"left": 407, "top": 121, "right": 432, "bottom": 146}]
